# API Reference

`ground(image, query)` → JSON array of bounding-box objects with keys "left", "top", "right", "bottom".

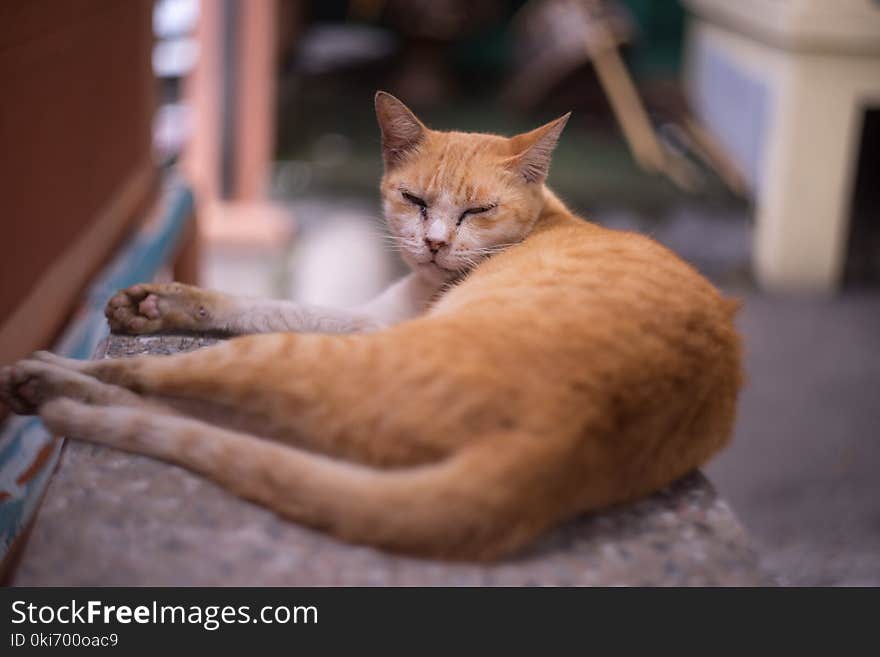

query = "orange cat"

[{"left": 0, "top": 92, "right": 742, "bottom": 560}]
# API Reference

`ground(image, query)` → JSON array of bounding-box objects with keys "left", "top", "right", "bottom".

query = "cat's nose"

[{"left": 425, "top": 237, "right": 447, "bottom": 253}]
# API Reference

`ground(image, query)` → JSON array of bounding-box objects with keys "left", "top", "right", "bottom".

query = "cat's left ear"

[
  {"left": 506, "top": 113, "right": 571, "bottom": 183},
  {"left": 375, "top": 91, "right": 428, "bottom": 170}
]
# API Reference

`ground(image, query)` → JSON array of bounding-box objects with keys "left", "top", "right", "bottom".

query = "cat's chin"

[
  {"left": 400, "top": 251, "right": 462, "bottom": 283},
  {"left": 416, "top": 261, "right": 458, "bottom": 284}
]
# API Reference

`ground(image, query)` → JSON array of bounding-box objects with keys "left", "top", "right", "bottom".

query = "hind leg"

[
  {"left": 2, "top": 337, "right": 409, "bottom": 465},
  {"left": 0, "top": 352, "right": 293, "bottom": 449},
  {"left": 7, "top": 329, "right": 463, "bottom": 468},
  {"left": 39, "top": 397, "right": 572, "bottom": 559},
  {"left": 0, "top": 356, "right": 164, "bottom": 416}
]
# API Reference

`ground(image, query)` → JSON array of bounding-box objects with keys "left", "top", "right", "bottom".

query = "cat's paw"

[
  {"left": 0, "top": 362, "right": 39, "bottom": 414},
  {"left": 105, "top": 283, "right": 211, "bottom": 334},
  {"left": 1, "top": 359, "right": 70, "bottom": 414},
  {"left": 0, "top": 357, "right": 108, "bottom": 415}
]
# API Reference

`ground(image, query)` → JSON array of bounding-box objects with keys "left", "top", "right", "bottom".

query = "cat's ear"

[
  {"left": 374, "top": 91, "right": 427, "bottom": 170},
  {"left": 506, "top": 113, "right": 571, "bottom": 183}
]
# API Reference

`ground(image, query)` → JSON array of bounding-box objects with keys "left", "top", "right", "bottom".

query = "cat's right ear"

[
  {"left": 506, "top": 113, "right": 570, "bottom": 184},
  {"left": 375, "top": 91, "right": 426, "bottom": 170}
]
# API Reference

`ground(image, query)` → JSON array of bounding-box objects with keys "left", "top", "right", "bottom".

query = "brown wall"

[{"left": 0, "top": 0, "right": 155, "bottom": 357}]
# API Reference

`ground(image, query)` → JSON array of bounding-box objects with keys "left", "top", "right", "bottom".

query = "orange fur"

[{"left": 0, "top": 93, "right": 742, "bottom": 560}]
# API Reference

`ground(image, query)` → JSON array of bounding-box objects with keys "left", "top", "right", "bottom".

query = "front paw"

[{"left": 105, "top": 283, "right": 211, "bottom": 334}]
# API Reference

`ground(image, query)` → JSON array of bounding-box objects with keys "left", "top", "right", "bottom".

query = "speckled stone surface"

[{"left": 14, "top": 333, "right": 774, "bottom": 586}]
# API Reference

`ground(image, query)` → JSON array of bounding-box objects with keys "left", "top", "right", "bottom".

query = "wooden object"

[{"left": 0, "top": 0, "right": 157, "bottom": 365}]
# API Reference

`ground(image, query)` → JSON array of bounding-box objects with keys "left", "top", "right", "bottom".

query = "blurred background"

[{"left": 1, "top": 0, "right": 879, "bottom": 585}]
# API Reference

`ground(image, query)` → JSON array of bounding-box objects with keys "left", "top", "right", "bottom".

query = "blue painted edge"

[{"left": 0, "top": 176, "right": 195, "bottom": 560}]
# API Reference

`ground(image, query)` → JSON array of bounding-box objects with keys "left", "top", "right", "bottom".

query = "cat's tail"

[{"left": 40, "top": 398, "right": 578, "bottom": 560}]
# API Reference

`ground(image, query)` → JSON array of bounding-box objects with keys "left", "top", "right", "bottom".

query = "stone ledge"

[{"left": 13, "top": 333, "right": 774, "bottom": 586}]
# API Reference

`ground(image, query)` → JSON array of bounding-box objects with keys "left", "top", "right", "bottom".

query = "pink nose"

[{"left": 425, "top": 237, "right": 446, "bottom": 252}]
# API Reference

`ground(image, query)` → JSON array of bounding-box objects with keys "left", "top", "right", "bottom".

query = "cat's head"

[{"left": 375, "top": 91, "right": 569, "bottom": 282}]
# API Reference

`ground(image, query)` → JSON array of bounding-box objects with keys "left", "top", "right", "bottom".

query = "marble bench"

[{"left": 13, "top": 333, "right": 773, "bottom": 586}]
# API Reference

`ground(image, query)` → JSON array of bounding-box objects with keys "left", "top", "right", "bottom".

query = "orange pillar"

[
  {"left": 184, "top": 0, "right": 278, "bottom": 203},
  {"left": 234, "top": 0, "right": 278, "bottom": 200}
]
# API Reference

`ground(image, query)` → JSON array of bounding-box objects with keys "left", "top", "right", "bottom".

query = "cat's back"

[
  {"left": 424, "top": 211, "right": 740, "bottom": 387},
  {"left": 432, "top": 215, "right": 728, "bottom": 326}
]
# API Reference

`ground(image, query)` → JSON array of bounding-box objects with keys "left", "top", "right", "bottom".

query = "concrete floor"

[
  {"left": 206, "top": 198, "right": 880, "bottom": 586},
  {"left": 707, "top": 292, "right": 880, "bottom": 586}
]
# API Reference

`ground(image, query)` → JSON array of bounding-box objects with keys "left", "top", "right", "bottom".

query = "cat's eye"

[
  {"left": 402, "top": 191, "right": 427, "bottom": 208},
  {"left": 458, "top": 204, "right": 496, "bottom": 225},
  {"left": 402, "top": 191, "right": 428, "bottom": 219}
]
